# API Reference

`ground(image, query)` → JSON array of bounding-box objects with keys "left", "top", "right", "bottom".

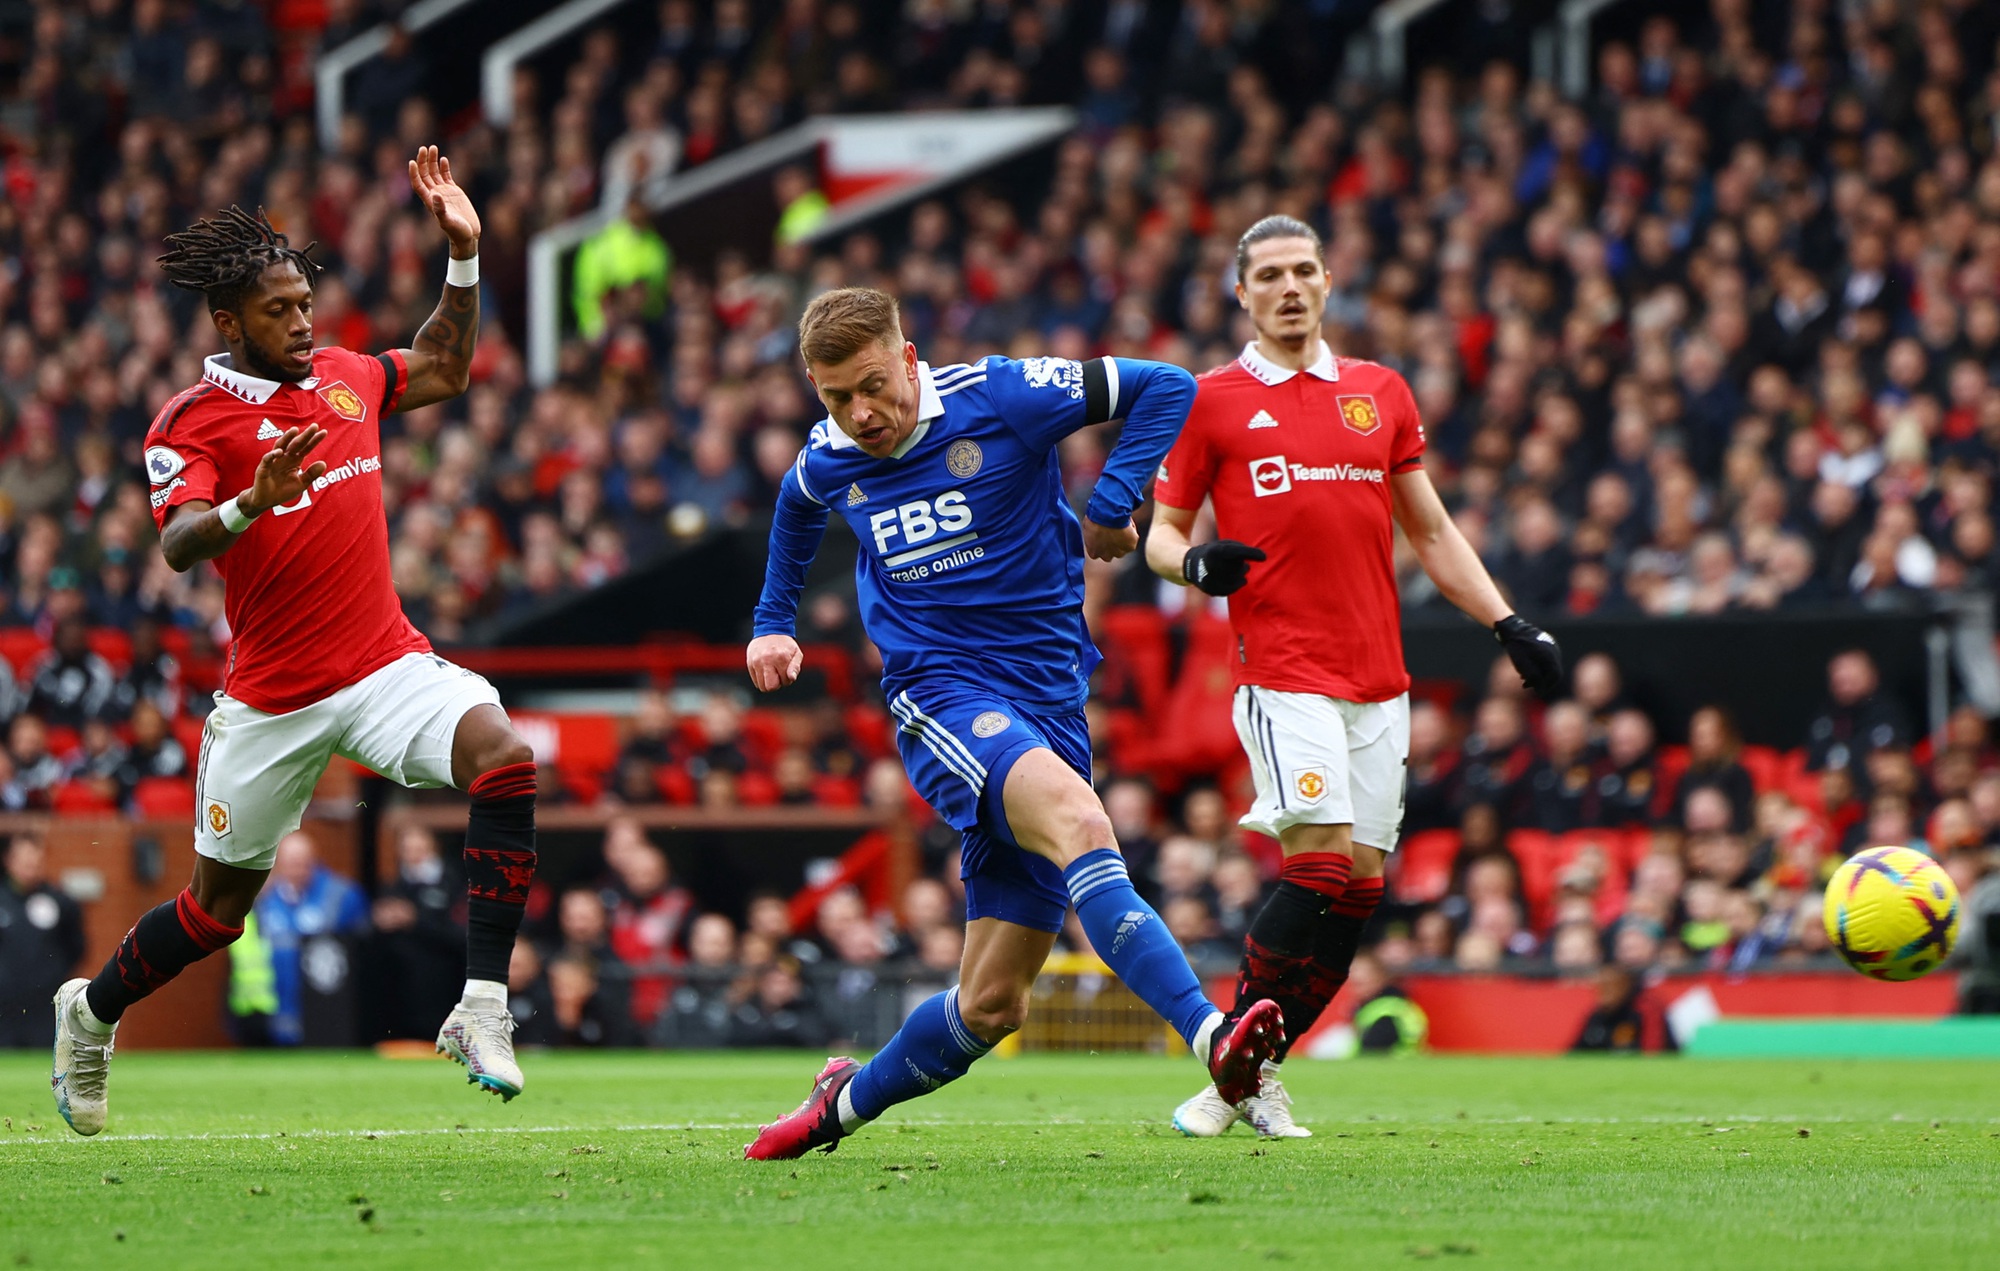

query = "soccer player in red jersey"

[
  {"left": 1147, "top": 216, "right": 1564, "bottom": 1138},
  {"left": 52, "top": 150, "right": 539, "bottom": 1135}
]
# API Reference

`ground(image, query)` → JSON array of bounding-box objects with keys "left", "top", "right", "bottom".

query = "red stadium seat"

[
  {"left": 1393, "top": 828, "right": 1460, "bottom": 904},
  {"left": 0, "top": 629, "right": 45, "bottom": 677},
  {"left": 131, "top": 777, "right": 196, "bottom": 821},
  {"left": 1096, "top": 605, "right": 1172, "bottom": 715},
  {"left": 1739, "top": 745, "right": 1785, "bottom": 794},
  {"left": 655, "top": 765, "right": 697, "bottom": 805},
  {"left": 86, "top": 627, "right": 131, "bottom": 671},
  {"left": 173, "top": 715, "right": 207, "bottom": 759},
  {"left": 52, "top": 781, "right": 117, "bottom": 813},
  {"left": 844, "top": 702, "right": 892, "bottom": 759},
  {"left": 737, "top": 771, "right": 781, "bottom": 807},
  {"left": 1506, "top": 829, "right": 1561, "bottom": 924},
  {"left": 811, "top": 774, "right": 861, "bottom": 807},
  {"left": 740, "top": 709, "right": 786, "bottom": 767}
]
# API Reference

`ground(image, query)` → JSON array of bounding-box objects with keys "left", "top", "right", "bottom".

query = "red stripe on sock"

[
  {"left": 470, "top": 761, "right": 538, "bottom": 802},
  {"left": 1329, "top": 876, "right": 1385, "bottom": 919},
  {"left": 1279, "top": 851, "right": 1353, "bottom": 898},
  {"left": 174, "top": 888, "right": 242, "bottom": 952}
]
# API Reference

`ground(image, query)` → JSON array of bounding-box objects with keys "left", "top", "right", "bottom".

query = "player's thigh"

[
  {"left": 997, "top": 748, "right": 1113, "bottom": 867},
  {"left": 956, "top": 915, "right": 1057, "bottom": 1037},
  {"left": 335, "top": 652, "right": 504, "bottom": 790},
  {"left": 195, "top": 693, "right": 341, "bottom": 872},
  {"left": 1233, "top": 686, "right": 1356, "bottom": 839},
  {"left": 1345, "top": 693, "right": 1410, "bottom": 856}
]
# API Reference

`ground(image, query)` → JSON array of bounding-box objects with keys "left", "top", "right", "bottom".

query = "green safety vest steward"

[
  {"left": 228, "top": 910, "right": 278, "bottom": 1018},
  {"left": 572, "top": 218, "right": 672, "bottom": 340},
  {"left": 776, "top": 189, "right": 830, "bottom": 245},
  {"left": 1353, "top": 992, "right": 1428, "bottom": 1054}
]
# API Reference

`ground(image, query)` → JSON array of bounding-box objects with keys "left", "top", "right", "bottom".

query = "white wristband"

[
  {"left": 217, "top": 495, "right": 257, "bottom": 534},
  {"left": 446, "top": 253, "right": 479, "bottom": 287}
]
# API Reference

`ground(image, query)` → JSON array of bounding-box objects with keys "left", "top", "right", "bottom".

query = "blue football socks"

[
  {"left": 1063, "top": 848, "right": 1219, "bottom": 1049},
  {"left": 841, "top": 985, "right": 993, "bottom": 1130}
]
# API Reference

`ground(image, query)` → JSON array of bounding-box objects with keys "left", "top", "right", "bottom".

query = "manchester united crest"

[
  {"left": 320, "top": 381, "right": 365, "bottom": 421},
  {"left": 1337, "top": 395, "right": 1380, "bottom": 435},
  {"left": 1293, "top": 768, "right": 1327, "bottom": 803},
  {"left": 205, "top": 798, "right": 233, "bottom": 837}
]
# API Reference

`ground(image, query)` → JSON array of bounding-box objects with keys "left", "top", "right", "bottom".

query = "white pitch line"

[{"left": 3, "top": 1112, "right": 1992, "bottom": 1147}]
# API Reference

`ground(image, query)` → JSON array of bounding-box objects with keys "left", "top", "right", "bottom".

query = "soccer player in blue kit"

[{"left": 742, "top": 287, "right": 1282, "bottom": 1160}]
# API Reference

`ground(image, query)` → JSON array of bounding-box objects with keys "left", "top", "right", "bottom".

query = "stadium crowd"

[{"left": 7, "top": 0, "right": 2000, "bottom": 1046}]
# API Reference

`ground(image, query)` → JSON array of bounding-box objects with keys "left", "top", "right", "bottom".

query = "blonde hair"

[{"left": 798, "top": 286, "right": 902, "bottom": 366}]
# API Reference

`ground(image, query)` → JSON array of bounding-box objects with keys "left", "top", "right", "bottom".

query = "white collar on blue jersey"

[
  {"left": 822, "top": 359, "right": 945, "bottom": 459},
  {"left": 202, "top": 352, "right": 320, "bottom": 404},
  {"left": 1237, "top": 340, "right": 1339, "bottom": 386}
]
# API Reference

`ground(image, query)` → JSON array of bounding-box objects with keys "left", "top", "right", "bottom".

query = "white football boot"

[
  {"left": 1172, "top": 1082, "right": 1241, "bottom": 1137},
  {"left": 437, "top": 1000, "right": 525, "bottom": 1101},
  {"left": 1237, "top": 1060, "right": 1312, "bottom": 1138},
  {"left": 52, "top": 978, "right": 115, "bottom": 1136}
]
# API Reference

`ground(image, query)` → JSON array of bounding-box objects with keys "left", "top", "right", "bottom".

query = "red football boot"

[
  {"left": 1207, "top": 999, "right": 1283, "bottom": 1105},
  {"left": 743, "top": 1056, "right": 861, "bottom": 1161}
]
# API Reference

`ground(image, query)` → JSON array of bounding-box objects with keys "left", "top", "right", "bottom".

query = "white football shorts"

[
  {"left": 194, "top": 651, "right": 503, "bottom": 871},
  {"left": 1232, "top": 685, "right": 1410, "bottom": 851}
]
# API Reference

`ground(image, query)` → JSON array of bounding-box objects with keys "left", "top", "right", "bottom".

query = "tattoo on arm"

[
  {"left": 411, "top": 283, "right": 479, "bottom": 390},
  {"left": 161, "top": 502, "right": 242, "bottom": 572}
]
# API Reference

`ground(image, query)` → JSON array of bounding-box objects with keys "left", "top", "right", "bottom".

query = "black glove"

[
  {"left": 1183, "top": 540, "right": 1267, "bottom": 596},
  {"left": 1494, "top": 613, "right": 1564, "bottom": 700}
]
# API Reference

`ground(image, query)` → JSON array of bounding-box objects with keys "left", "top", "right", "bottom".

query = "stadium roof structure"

[{"left": 525, "top": 107, "right": 1076, "bottom": 387}]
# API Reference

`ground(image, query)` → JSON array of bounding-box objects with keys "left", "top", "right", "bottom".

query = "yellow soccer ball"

[{"left": 1823, "top": 846, "right": 1960, "bottom": 982}]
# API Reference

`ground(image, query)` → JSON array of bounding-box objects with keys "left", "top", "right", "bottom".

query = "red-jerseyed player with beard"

[
  {"left": 1148, "top": 216, "right": 1564, "bottom": 1138},
  {"left": 52, "top": 150, "right": 539, "bottom": 1135}
]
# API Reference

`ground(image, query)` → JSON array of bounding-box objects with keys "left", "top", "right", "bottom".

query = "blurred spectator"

[
  {"left": 0, "top": 835, "right": 85, "bottom": 1046},
  {"left": 1570, "top": 966, "right": 1646, "bottom": 1052},
  {"left": 607, "top": 838, "right": 694, "bottom": 1028},
  {"left": 1806, "top": 650, "right": 1911, "bottom": 772},
  {"left": 366, "top": 826, "right": 467, "bottom": 1041},
  {"left": 26, "top": 617, "right": 115, "bottom": 728},
  {"left": 727, "top": 955, "right": 829, "bottom": 1047},
  {"left": 1671, "top": 707, "right": 1755, "bottom": 833},
  {"left": 248, "top": 832, "right": 369, "bottom": 1047}
]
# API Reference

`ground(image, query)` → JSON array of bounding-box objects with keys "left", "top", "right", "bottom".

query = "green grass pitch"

[{"left": 3, "top": 1050, "right": 1998, "bottom": 1269}]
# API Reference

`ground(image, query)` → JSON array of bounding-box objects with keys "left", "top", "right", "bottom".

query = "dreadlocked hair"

[{"left": 158, "top": 205, "right": 322, "bottom": 313}]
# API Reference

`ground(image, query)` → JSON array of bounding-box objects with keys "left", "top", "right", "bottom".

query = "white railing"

[
  {"left": 482, "top": 0, "right": 634, "bottom": 129},
  {"left": 313, "top": 0, "right": 485, "bottom": 151},
  {"left": 1559, "top": 0, "right": 1631, "bottom": 99},
  {"left": 1370, "top": 0, "right": 1452, "bottom": 89}
]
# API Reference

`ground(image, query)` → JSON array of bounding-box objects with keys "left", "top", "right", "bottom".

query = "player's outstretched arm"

[
  {"left": 395, "top": 146, "right": 481, "bottom": 412},
  {"left": 159, "top": 426, "right": 328, "bottom": 571},
  {"left": 1391, "top": 466, "right": 1564, "bottom": 698},
  {"left": 746, "top": 456, "right": 832, "bottom": 691}
]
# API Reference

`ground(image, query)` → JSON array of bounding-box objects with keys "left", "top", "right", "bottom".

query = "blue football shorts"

[{"left": 886, "top": 681, "right": 1089, "bottom": 934}]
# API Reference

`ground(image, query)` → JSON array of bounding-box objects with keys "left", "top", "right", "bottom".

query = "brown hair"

[{"left": 798, "top": 286, "right": 902, "bottom": 366}]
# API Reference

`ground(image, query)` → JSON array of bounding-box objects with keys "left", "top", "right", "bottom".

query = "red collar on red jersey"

[
  {"left": 1237, "top": 340, "right": 1339, "bottom": 386},
  {"left": 202, "top": 352, "right": 322, "bottom": 404}
]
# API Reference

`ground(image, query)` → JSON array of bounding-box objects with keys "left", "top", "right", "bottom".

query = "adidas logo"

[
  {"left": 845, "top": 483, "right": 868, "bottom": 506},
  {"left": 1247, "top": 409, "right": 1279, "bottom": 429},
  {"left": 1111, "top": 909, "right": 1151, "bottom": 955},
  {"left": 256, "top": 419, "right": 284, "bottom": 441}
]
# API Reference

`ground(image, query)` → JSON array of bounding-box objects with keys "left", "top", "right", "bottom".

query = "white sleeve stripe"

[
  {"left": 793, "top": 450, "right": 825, "bottom": 505},
  {"left": 1103, "top": 357, "right": 1120, "bottom": 419}
]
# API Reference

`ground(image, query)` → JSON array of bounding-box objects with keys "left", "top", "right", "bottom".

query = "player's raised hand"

[
  {"left": 247, "top": 425, "right": 328, "bottom": 512},
  {"left": 746, "top": 634, "right": 804, "bottom": 692},
  {"left": 409, "top": 146, "right": 481, "bottom": 252},
  {"left": 1082, "top": 517, "right": 1139, "bottom": 562}
]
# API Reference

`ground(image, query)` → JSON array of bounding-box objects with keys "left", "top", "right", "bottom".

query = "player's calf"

[
  {"left": 445, "top": 737, "right": 538, "bottom": 1099},
  {"left": 58, "top": 879, "right": 248, "bottom": 1136}
]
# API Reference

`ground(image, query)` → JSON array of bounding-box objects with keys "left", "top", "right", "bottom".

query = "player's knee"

[
  {"left": 1042, "top": 799, "right": 1117, "bottom": 865},
  {"left": 959, "top": 982, "right": 1031, "bottom": 1041},
  {"left": 475, "top": 734, "right": 536, "bottom": 781}
]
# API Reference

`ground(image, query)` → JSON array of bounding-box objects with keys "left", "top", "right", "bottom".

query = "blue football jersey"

[{"left": 754, "top": 354, "right": 1194, "bottom": 713}]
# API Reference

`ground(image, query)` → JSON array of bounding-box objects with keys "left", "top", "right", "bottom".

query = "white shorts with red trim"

[
  {"left": 194, "top": 651, "right": 501, "bottom": 870},
  {"left": 1232, "top": 686, "right": 1410, "bottom": 851}
]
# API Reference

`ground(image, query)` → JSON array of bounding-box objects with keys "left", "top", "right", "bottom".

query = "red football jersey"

[
  {"left": 1154, "top": 342, "right": 1426, "bottom": 704},
  {"left": 144, "top": 348, "right": 428, "bottom": 714}
]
